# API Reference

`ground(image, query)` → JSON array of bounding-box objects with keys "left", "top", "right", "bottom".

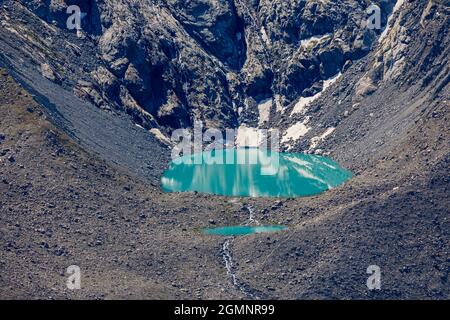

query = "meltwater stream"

[
  {"left": 160, "top": 148, "right": 353, "bottom": 298},
  {"left": 219, "top": 205, "right": 265, "bottom": 299}
]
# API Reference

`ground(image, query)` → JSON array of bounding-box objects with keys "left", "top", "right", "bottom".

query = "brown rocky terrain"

[
  {"left": 0, "top": 0, "right": 449, "bottom": 300},
  {"left": 1, "top": 64, "right": 448, "bottom": 299}
]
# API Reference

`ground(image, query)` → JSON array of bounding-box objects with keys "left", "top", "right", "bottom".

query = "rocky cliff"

[
  {"left": 0, "top": 0, "right": 449, "bottom": 300},
  {"left": 1, "top": 0, "right": 402, "bottom": 133}
]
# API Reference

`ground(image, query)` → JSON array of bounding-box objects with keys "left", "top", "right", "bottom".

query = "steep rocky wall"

[{"left": 1, "top": 0, "right": 400, "bottom": 135}]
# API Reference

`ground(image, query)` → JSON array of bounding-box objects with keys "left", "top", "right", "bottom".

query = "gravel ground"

[
  {"left": 1, "top": 66, "right": 448, "bottom": 299},
  {"left": 0, "top": 0, "right": 449, "bottom": 300}
]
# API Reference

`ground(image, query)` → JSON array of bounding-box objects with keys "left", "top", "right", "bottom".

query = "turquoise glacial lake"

[
  {"left": 161, "top": 148, "right": 352, "bottom": 198},
  {"left": 203, "top": 225, "right": 287, "bottom": 236}
]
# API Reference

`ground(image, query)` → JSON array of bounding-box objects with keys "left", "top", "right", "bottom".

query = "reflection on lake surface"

[
  {"left": 161, "top": 148, "right": 352, "bottom": 198},
  {"left": 203, "top": 225, "right": 288, "bottom": 236}
]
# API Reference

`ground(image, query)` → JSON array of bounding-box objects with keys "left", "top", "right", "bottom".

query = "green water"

[
  {"left": 203, "top": 225, "right": 288, "bottom": 236},
  {"left": 161, "top": 148, "right": 352, "bottom": 198}
]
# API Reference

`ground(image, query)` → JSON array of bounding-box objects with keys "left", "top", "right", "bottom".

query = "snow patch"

[
  {"left": 150, "top": 128, "right": 172, "bottom": 145},
  {"left": 260, "top": 26, "right": 270, "bottom": 45},
  {"left": 281, "top": 118, "right": 311, "bottom": 145},
  {"left": 300, "top": 34, "right": 331, "bottom": 49},
  {"left": 393, "top": 0, "right": 405, "bottom": 14},
  {"left": 257, "top": 98, "right": 272, "bottom": 126},
  {"left": 274, "top": 94, "right": 284, "bottom": 113},
  {"left": 309, "top": 127, "right": 335, "bottom": 150},
  {"left": 379, "top": 0, "right": 405, "bottom": 43},
  {"left": 323, "top": 72, "right": 342, "bottom": 90},
  {"left": 291, "top": 94, "right": 321, "bottom": 116},
  {"left": 291, "top": 73, "right": 342, "bottom": 116}
]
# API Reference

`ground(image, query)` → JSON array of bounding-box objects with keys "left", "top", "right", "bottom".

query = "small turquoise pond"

[
  {"left": 203, "top": 225, "right": 288, "bottom": 236},
  {"left": 161, "top": 148, "right": 352, "bottom": 198}
]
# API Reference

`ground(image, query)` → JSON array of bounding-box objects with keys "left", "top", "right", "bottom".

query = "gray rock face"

[
  {"left": 1, "top": 0, "right": 448, "bottom": 160},
  {"left": 166, "top": 0, "right": 246, "bottom": 69},
  {"left": 1, "top": 0, "right": 398, "bottom": 133}
]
